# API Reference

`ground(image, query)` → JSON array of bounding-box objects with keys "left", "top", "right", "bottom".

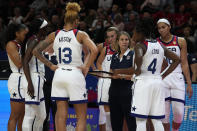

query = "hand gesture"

[
  {"left": 27, "top": 83, "right": 34, "bottom": 98},
  {"left": 50, "top": 64, "right": 58, "bottom": 71},
  {"left": 78, "top": 65, "right": 89, "bottom": 77},
  {"left": 186, "top": 85, "right": 193, "bottom": 99}
]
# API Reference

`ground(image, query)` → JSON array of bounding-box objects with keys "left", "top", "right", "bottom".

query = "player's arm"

[
  {"left": 161, "top": 44, "right": 180, "bottom": 79},
  {"left": 134, "top": 43, "right": 146, "bottom": 76},
  {"left": 6, "top": 41, "right": 22, "bottom": 68},
  {"left": 179, "top": 37, "right": 193, "bottom": 98},
  {"left": 80, "top": 31, "right": 98, "bottom": 75},
  {"left": 96, "top": 47, "right": 106, "bottom": 71},
  {"left": 22, "top": 39, "right": 38, "bottom": 97},
  {"left": 32, "top": 32, "right": 58, "bottom": 71},
  {"left": 83, "top": 45, "right": 90, "bottom": 68},
  {"left": 97, "top": 43, "right": 104, "bottom": 53}
]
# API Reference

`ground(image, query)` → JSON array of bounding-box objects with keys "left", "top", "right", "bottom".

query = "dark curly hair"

[{"left": 135, "top": 17, "right": 155, "bottom": 38}]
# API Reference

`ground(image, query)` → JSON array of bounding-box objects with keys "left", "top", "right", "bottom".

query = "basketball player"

[
  {"left": 22, "top": 18, "right": 48, "bottom": 131},
  {"left": 130, "top": 18, "right": 180, "bottom": 131},
  {"left": 96, "top": 27, "right": 119, "bottom": 131},
  {"left": 157, "top": 18, "right": 193, "bottom": 131},
  {"left": 32, "top": 2, "right": 98, "bottom": 131},
  {"left": 6, "top": 23, "right": 28, "bottom": 131}
]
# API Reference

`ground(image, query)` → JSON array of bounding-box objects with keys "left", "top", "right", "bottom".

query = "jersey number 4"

[
  {"left": 148, "top": 58, "right": 157, "bottom": 74},
  {"left": 58, "top": 47, "right": 72, "bottom": 64}
]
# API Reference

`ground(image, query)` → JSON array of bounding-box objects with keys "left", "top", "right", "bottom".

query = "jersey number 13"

[{"left": 58, "top": 47, "right": 72, "bottom": 64}]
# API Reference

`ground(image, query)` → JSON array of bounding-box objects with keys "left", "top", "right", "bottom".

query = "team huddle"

[{"left": 5, "top": 2, "right": 193, "bottom": 131}]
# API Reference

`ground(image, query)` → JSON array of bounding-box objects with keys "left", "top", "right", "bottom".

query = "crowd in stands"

[{"left": 0, "top": 0, "right": 197, "bottom": 80}]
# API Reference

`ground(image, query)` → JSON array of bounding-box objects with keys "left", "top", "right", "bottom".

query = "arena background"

[
  {"left": 0, "top": 78, "right": 197, "bottom": 131},
  {"left": 0, "top": 0, "right": 197, "bottom": 130}
]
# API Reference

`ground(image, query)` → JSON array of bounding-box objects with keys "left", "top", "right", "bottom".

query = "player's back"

[
  {"left": 7, "top": 40, "right": 23, "bottom": 73},
  {"left": 136, "top": 40, "right": 164, "bottom": 79},
  {"left": 53, "top": 29, "right": 83, "bottom": 68},
  {"left": 157, "top": 35, "right": 181, "bottom": 73}
]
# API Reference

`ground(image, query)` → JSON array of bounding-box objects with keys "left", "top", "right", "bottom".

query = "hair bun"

[{"left": 66, "top": 2, "right": 81, "bottom": 13}]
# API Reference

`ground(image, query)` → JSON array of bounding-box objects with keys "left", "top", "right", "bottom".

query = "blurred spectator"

[
  {"left": 92, "top": 18, "right": 105, "bottom": 43},
  {"left": 173, "top": 3, "right": 190, "bottom": 35},
  {"left": 79, "top": 0, "right": 87, "bottom": 21},
  {"left": 98, "top": 0, "right": 113, "bottom": 11},
  {"left": 8, "top": 7, "right": 24, "bottom": 25},
  {"left": 113, "top": 13, "right": 124, "bottom": 31},
  {"left": 123, "top": 3, "right": 138, "bottom": 23},
  {"left": 84, "top": 9, "right": 97, "bottom": 28},
  {"left": 183, "top": 25, "right": 197, "bottom": 81},
  {"left": 0, "top": 17, "right": 7, "bottom": 51},
  {"left": 23, "top": 8, "right": 36, "bottom": 25},
  {"left": 140, "top": 0, "right": 160, "bottom": 11},
  {"left": 110, "top": 4, "right": 119, "bottom": 20},
  {"left": 124, "top": 11, "right": 138, "bottom": 35},
  {"left": 152, "top": 4, "right": 174, "bottom": 23},
  {"left": 29, "top": 0, "right": 47, "bottom": 12}
]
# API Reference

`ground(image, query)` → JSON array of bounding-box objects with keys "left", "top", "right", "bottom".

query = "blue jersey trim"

[
  {"left": 51, "top": 97, "right": 69, "bottom": 101},
  {"left": 69, "top": 100, "right": 88, "bottom": 104},
  {"left": 18, "top": 76, "right": 23, "bottom": 99},
  {"left": 10, "top": 98, "right": 25, "bottom": 102},
  {"left": 35, "top": 58, "right": 39, "bottom": 72},
  {"left": 131, "top": 113, "right": 165, "bottom": 119},
  {"left": 37, "top": 76, "right": 40, "bottom": 101},
  {"left": 165, "top": 97, "right": 185, "bottom": 104}
]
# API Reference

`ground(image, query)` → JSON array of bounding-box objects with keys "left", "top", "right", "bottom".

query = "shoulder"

[
  {"left": 6, "top": 41, "right": 16, "bottom": 50},
  {"left": 177, "top": 36, "right": 186, "bottom": 48}
]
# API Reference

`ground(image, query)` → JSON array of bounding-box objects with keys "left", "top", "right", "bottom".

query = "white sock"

[
  {"left": 136, "top": 118, "right": 147, "bottom": 131},
  {"left": 152, "top": 119, "right": 164, "bottom": 131},
  {"left": 105, "top": 112, "right": 112, "bottom": 131}
]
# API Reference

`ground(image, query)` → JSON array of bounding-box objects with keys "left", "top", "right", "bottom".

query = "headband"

[
  {"left": 40, "top": 19, "right": 48, "bottom": 29},
  {"left": 157, "top": 18, "right": 170, "bottom": 26}
]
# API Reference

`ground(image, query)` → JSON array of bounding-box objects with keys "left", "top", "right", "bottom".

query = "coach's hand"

[
  {"left": 50, "top": 64, "right": 58, "bottom": 71},
  {"left": 27, "top": 83, "right": 34, "bottom": 98},
  {"left": 78, "top": 65, "right": 89, "bottom": 77}
]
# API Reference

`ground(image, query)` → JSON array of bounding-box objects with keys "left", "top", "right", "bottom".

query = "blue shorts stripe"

[
  {"left": 69, "top": 100, "right": 88, "bottom": 104},
  {"left": 51, "top": 97, "right": 69, "bottom": 101},
  {"left": 165, "top": 97, "right": 185, "bottom": 104},
  {"left": 18, "top": 76, "right": 23, "bottom": 99},
  {"left": 10, "top": 98, "right": 25, "bottom": 102},
  {"left": 131, "top": 113, "right": 165, "bottom": 119}
]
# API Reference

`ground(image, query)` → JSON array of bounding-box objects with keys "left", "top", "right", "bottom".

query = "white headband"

[
  {"left": 157, "top": 18, "right": 170, "bottom": 26},
  {"left": 40, "top": 19, "right": 48, "bottom": 29}
]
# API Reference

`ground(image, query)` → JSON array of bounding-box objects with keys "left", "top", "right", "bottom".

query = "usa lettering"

[
  {"left": 59, "top": 37, "right": 72, "bottom": 43},
  {"left": 152, "top": 49, "right": 159, "bottom": 54}
]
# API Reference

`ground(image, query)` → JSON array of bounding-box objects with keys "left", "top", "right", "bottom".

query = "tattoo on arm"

[
  {"left": 33, "top": 40, "right": 53, "bottom": 68},
  {"left": 23, "top": 39, "right": 38, "bottom": 85}
]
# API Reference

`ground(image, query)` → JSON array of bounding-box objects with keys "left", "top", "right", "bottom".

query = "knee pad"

[
  {"left": 99, "top": 106, "right": 106, "bottom": 125},
  {"left": 172, "top": 102, "right": 184, "bottom": 123}
]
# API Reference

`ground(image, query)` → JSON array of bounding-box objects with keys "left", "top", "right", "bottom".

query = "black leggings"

[{"left": 109, "top": 87, "right": 136, "bottom": 131}]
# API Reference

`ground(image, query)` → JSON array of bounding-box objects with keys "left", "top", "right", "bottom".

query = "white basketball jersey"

[
  {"left": 157, "top": 35, "right": 182, "bottom": 73},
  {"left": 26, "top": 36, "right": 45, "bottom": 74},
  {"left": 53, "top": 29, "right": 83, "bottom": 68},
  {"left": 136, "top": 40, "right": 164, "bottom": 79},
  {"left": 7, "top": 40, "right": 23, "bottom": 73},
  {"left": 102, "top": 45, "right": 115, "bottom": 71}
]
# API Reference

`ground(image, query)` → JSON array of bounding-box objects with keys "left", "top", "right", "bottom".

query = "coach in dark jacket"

[{"left": 109, "top": 31, "right": 136, "bottom": 131}]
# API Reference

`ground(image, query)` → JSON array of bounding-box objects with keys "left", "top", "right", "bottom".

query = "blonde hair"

[
  {"left": 116, "top": 31, "right": 131, "bottom": 53},
  {"left": 65, "top": 2, "right": 81, "bottom": 24}
]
